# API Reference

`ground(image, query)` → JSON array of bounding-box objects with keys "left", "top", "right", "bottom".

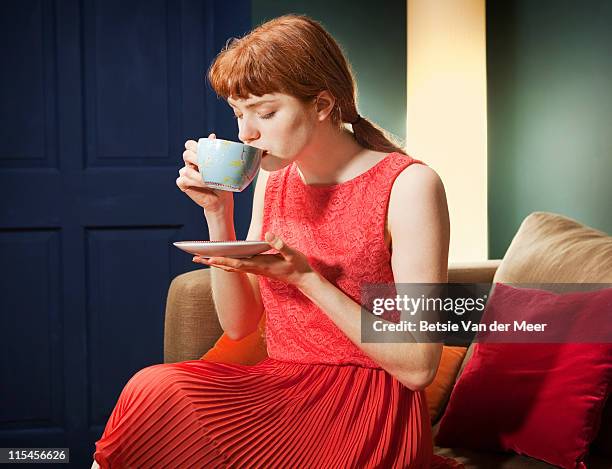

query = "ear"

[{"left": 314, "top": 91, "right": 336, "bottom": 122}]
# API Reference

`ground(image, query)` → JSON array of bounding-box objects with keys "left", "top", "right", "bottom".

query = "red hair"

[{"left": 208, "top": 14, "right": 405, "bottom": 154}]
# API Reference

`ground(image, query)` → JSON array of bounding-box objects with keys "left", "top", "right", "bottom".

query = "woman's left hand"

[{"left": 193, "top": 232, "right": 315, "bottom": 287}]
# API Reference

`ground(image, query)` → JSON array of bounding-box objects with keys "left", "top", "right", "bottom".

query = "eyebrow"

[{"left": 228, "top": 99, "right": 277, "bottom": 110}]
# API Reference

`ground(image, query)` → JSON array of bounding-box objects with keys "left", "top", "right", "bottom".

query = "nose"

[{"left": 238, "top": 117, "right": 260, "bottom": 144}]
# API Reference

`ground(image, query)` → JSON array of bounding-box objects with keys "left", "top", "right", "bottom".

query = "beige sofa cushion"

[
  {"left": 164, "top": 269, "right": 224, "bottom": 363},
  {"left": 493, "top": 211, "right": 612, "bottom": 284}
]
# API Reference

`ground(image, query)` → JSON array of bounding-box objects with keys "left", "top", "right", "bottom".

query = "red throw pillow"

[{"left": 435, "top": 283, "right": 612, "bottom": 469}]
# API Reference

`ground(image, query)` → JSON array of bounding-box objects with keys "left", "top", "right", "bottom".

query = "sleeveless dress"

[{"left": 93, "top": 152, "right": 462, "bottom": 468}]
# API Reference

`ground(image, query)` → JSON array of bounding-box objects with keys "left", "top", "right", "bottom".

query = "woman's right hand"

[{"left": 176, "top": 133, "right": 233, "bottom": 214}]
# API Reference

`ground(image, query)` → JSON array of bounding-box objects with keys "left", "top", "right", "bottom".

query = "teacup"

[{"left": 197, "top": 138, "right": 263, "bottom": 192}]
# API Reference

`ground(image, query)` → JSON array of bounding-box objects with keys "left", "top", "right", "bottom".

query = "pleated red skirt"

[{"left": 94, "top": 358, "right": 462, "bottom": 468}]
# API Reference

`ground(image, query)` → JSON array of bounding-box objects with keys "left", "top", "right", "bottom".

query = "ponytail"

[{"left": 350, "top": 117, "right": 406, "bottom": 155}]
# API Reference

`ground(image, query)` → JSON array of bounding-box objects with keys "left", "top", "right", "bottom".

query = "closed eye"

[{"left": 232, "top": 112, "right": 274, "bottom": 120}]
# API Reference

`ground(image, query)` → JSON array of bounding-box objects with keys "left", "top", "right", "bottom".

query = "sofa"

[{"left": 164, "top": 212, "right": 612, "bottom": 468}]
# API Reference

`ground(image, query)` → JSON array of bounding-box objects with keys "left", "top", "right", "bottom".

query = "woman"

[{"left": 93, "top": 14, "right": 459, "bottom": 468}]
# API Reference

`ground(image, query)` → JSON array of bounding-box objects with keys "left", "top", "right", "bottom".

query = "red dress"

[{"left": 94, "top": 152, "right": 462, "bottom": 468}]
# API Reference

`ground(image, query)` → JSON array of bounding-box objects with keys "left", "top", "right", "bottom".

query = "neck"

[{"left": 295, "top": 126, "right": 366, "bottom": 185}]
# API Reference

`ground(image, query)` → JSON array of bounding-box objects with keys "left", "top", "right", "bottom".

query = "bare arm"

[{"left": 206, "top": 169, "right": 269, "bottom": 340}]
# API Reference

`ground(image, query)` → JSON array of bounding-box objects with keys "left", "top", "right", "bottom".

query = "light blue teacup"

[{"left": 197, "top": 138, "right": 263, "bottom": 192}]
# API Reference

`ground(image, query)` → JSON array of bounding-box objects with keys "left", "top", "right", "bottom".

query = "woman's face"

[{"left": 227, "top": 92, "right": 317, "bottom": 171}]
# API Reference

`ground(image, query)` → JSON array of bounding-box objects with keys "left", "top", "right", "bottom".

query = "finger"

[
  {"left": 182, "top": 149, "right": 198, "bottom": 167},
  {"left": 211, "top": 257, "right": 259, "bottom": 274},
  {"left": 209, "top": 263, "right": 239, "bottom": 273},
  {"left": 179, "top": 166, "right": 194, "bottom": 186},
  {"left": 176, "top": 171, "right": 203, "bottom": 192},
  {"left": 208, "top": 133, "right": 216, "bottom": 139},
  {"left": 193, "top": 257, "right": 230, "bottom": 270},
  {"left": 208, "top": 257, "right": 244, "bottom": 269},
  {"left": 176, "top": 176, "right": 188, "bottom": 192},
  {"left": 185, "top": 139, "right": 197, "bottom": 151},
  {"left": 178, "top": 165, "right": 201, "bottom": 181},
  {"left": 264, "top": 232, "right": 294, "bottom": 259},
  {"left": 183, "top": 160, "right": 198, "bottom": 171},
  {"left": 208, "top": 264, "right": 237, "bottom": 272}
]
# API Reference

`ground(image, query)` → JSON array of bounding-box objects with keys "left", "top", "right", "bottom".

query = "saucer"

[{"left": 173, "top": 240, "right": 271, "bottom": 258}]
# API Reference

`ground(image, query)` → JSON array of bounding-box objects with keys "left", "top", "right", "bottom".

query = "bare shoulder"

[
  {"left": 387, "top": 162, "right": 449, "bottom": 234},
  {"left": 390, "top": 162, "right": 446, "bottom": 202}
]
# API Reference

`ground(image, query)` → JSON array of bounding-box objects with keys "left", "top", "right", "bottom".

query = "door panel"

[{"left": 0, "top": 1, "right": 251, "bottom": 465}]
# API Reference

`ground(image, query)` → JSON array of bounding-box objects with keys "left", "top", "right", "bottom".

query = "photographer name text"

[{"left": 373, "top": 320, "right": 548, "bottom": 333}]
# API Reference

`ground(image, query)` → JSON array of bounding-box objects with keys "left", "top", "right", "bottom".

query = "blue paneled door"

[{"left": 0, "top": 1, "right": 251, "bottom": 466}]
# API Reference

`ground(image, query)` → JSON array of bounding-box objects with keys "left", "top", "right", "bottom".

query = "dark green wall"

[
  {"left": 487, "top": 0, "right": 612, "bottom": 258},
  {"left": 252, "top": 0, "right": 406, "bottom": 141}
]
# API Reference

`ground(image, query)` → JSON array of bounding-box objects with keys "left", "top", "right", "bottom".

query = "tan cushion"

[
  {"left": 448, "top": 260, "right": 502, "bottom": 283},
  {"left": 493, "top": 211, "right": 612, "bottom": 284},
  {"left": 453, "top": 212, "right": 612, "bottom": 457},
  {"left": 164, "top": 269, "right": 224, "bottom": 363}
]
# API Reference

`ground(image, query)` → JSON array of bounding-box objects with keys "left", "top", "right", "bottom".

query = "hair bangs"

[{"left": 208, "top": 39, "right": 285, "bottom": 100}]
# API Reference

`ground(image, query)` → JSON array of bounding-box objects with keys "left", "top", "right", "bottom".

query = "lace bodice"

[{"left": 259, "top": 152, "right": 423, "bottom": 367}]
